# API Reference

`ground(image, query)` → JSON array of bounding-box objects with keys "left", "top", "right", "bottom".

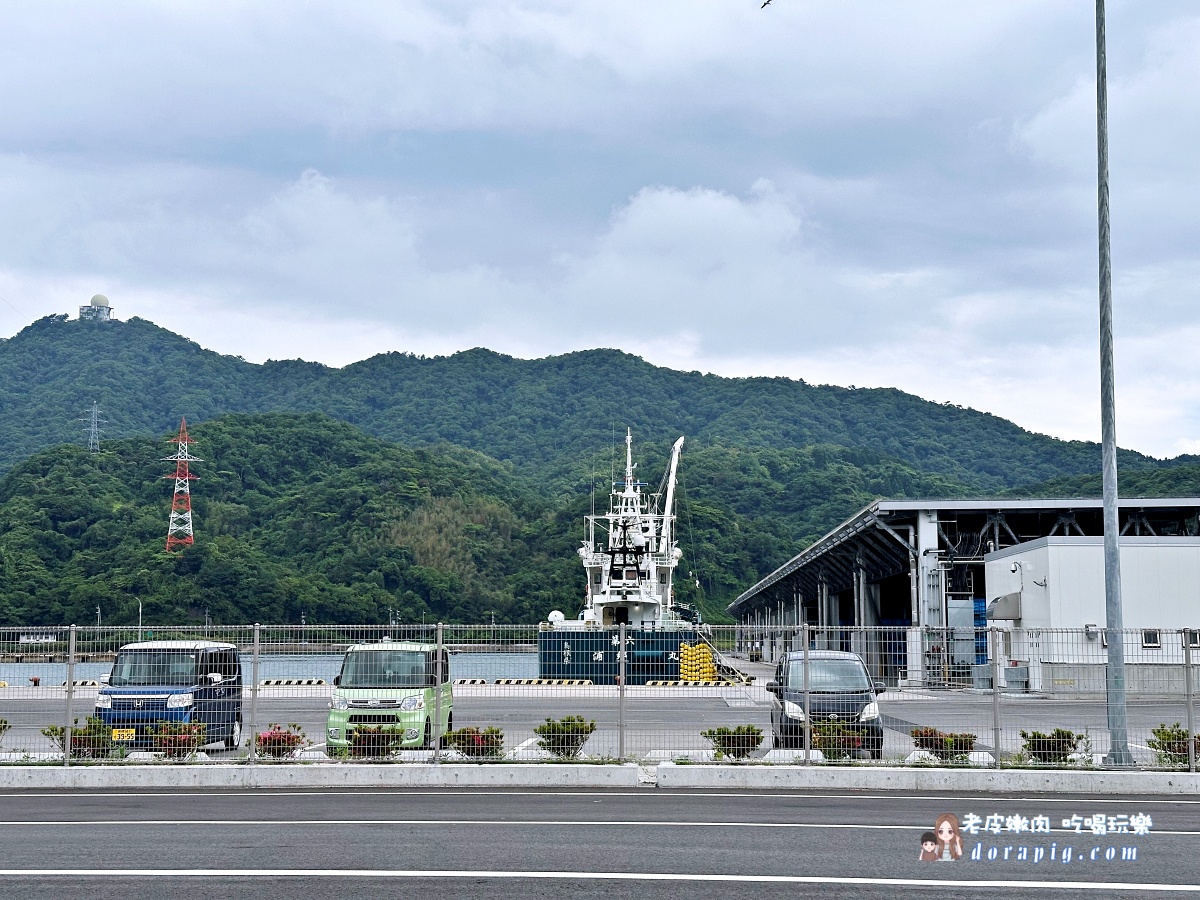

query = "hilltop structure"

[{"left": 78, "top": 294, "right": 114, "bottom": 322}]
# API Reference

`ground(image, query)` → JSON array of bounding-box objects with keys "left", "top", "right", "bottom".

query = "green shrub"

[
  {"left": 1147, "top": 722, "right": 1200, "bottom": 767},
  {"left": 533, "top": 716, "right": 596, "bottom": 759},
  {"left": 910, "top": 727, "right": 976, "bottom": 760},
  {"left": 350, "top": 725, "right": 403, "bottom": 758},
  {"left": 41, "top": 717, "right": 115, "bottom": 758},
  {"left": 255, "top": 723, "right": 306, "bottom": 758},
  {"left": 445, "top": 726, "right": 505, "bottom": 759},
  {"left": 812, "top": 723, "right": 869, "bottom": 760},
  {"left": 702, "top": 724, "right": 763, "bottom": 760},
  {"left": 1020, "top": 728, "right": 1082, "bottom": 764},
  {"left": 151, "top": 721, "right": 207, "bottom": 759}
]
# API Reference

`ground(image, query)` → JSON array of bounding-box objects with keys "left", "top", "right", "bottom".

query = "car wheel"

[
  {"left": 225, "top": 717, "right": 242, "bottom": 751},
  {"left": 445, "top": 712, "right": 453, "bottom": 744},
  {"left": 869, "top": 748, "right": 882, "bottom": 760},
  {"left": 421, "top": 718, "right": 432, "bottom": 749}
]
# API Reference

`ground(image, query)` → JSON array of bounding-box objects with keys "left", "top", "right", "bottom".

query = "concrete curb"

[
  {"left": 654, "top": 761, "right": 1200, "bottom": 794},
  {"left": 0, "top": 763, "right": 641, "bottom": 790}
]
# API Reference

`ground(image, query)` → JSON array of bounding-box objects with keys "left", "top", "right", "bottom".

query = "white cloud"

[{"left": 1, "top": 2, "right": 1199, "bottom": 460}]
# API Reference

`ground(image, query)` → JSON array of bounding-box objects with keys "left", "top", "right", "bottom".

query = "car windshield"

[
  {"left": 109, "top": 651, "right": 199, "bottom": 686},
  {"left": 786, "top": 658, "right": 871, "bottom": 692},
  {"left": 339, "top": 650, "right": 430, "bottom": 689}
]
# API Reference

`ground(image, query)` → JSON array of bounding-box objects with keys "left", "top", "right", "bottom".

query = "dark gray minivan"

[{"left": 94, "top": 640, "right": 243, "bottom": 750}]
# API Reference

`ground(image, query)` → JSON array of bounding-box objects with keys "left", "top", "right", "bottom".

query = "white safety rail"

[{"left": 1, "top": 625, "right": 1197, "bottom": 770}]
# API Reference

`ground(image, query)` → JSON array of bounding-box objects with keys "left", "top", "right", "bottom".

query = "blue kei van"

[{"left": 94, "top": 640, "right": 243, "bottom": 750}]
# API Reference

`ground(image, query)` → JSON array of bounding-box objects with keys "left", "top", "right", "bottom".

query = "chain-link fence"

[{"left": 1, "top": 624, "right": 1196, "bottom": 769}]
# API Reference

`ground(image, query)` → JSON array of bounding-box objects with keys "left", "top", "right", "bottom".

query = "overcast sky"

[{"left": 1, "top": 1, "right": 1197, "bottom": 458}]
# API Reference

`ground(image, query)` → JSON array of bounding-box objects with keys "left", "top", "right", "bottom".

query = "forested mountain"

[
  {"left": 0, "top": 314, "right": 1191, "bottom": 627},
  {"left": 0, "top": 314, "right": 1165, "bottom": 492},
  {"left": 0, "top": 414, "right": 973, "bottom": 627}
]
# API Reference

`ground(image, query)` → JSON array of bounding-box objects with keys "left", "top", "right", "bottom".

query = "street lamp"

[
  {"left": 1094, "top": 0, "right": 1133, "bottom": 766},
  {"left": 95, "top": 606, "right": 101, "bottom": 628},
  {"left": 137, "top": 598, "right": 143, "bottom": 642}
]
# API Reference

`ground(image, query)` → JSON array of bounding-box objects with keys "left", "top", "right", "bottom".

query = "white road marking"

[
  {"left": 0, "top": 818, "right": 1196, "bottom": 835},
  {"left": 0, "top": 869, "right": 1194, "bottom": 890},
  {"left": 0, "top": 788, "right": 1195, "bottom": 805}
]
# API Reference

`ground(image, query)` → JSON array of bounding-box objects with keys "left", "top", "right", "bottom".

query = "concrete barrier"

[
  {"left": 0, "top": 763, "right": 642, "bottom": 790},
  {"left": 654, "top": 761, "right": 1200, "bottom": 794}
]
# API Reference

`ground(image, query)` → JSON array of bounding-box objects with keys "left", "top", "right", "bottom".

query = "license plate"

[{"left": 112, "top": 728, "right": 136, "bottom": 741}]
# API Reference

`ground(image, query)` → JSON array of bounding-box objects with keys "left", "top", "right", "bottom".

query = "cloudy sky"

[{"left": 1, "top": 1, "right": 1198, "bottom": 458}]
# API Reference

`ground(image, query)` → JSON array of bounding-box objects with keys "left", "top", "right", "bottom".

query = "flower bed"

[
  {"left": 151, "top": 721, "right": 207, "bottom": 759},
  {"left": 702, "top": 725, "right": 763, "bottom": 760},
  {"left": 1020, "top": 728, "right": 1082, "bottom": 764},
  {"left": 254, "top": 723, "right": 305, "bottom": 758},
  {"left": 910, "top": 727, "right": 977, "bottom": 760},
  {"left": 534, "top": 716, "right": 596, "bottom": 760},
  {"left": 1148, "top": 722, "right": 1200, "bottom": 767},
  {"left": 444, "top": 726, "right": 505, "bottom": 759},
  {"left": 811, "top": 723, "right": 868, "bottom": 760}
]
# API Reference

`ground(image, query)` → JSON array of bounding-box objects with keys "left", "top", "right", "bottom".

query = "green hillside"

[
  {"left": 0, "top": 414, "right": 976, "bottom": 627},
  {"left": 0, "top": 314, "right": 1165, "bottom": 492}
]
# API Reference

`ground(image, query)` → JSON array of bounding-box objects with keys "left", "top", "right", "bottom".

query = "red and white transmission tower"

[{"left": 163, "top": 417, "right": 202, "bottom": 552}]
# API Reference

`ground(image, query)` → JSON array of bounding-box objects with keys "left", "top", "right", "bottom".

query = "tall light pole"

[
  {"left": 137, "top": 598, "right": 143, "bottom": 642},
  {"left": 1095, "top": 0, "right": 1133, "bottom": 766}
]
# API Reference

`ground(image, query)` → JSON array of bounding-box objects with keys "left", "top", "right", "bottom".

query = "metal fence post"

[
  {"left": 1185, "top": 632, "right": 1196, "bottom": 774},
  {"left": 434, "top": 623, "right": 444, "bottom": 762},
  {"left": 249, "top": 623, "right": 260, "bottom": 764},
  {"left": 618, "top": 622, "right": 627, "bottom": 760},
  {"left": 802, "top": 624, "right": 811, "bottom": 765},
  {"left": 63, "top": 624, "right": 76, "bottom": 767},
  {"left": 991, "top": 627, "right": 1002, "bottom": 770}
]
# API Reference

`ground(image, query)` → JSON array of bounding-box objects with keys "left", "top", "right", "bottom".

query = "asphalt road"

[
  {"left": 0, "top": 788, "right": 1196, "bottom": 898},
  {"left": 2, "top": 690, "right": 1195, "bottom": 762}
]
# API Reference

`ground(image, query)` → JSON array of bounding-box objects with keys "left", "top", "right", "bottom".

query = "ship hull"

[{"left": 537, "top": 629, "right": 694, "bottom": 684}]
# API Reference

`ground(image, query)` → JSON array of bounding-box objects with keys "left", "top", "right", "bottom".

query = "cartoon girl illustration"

[
  {"left": 934, "top": 812, "right": 963, "bottom": 861},
  {"left": 918, "top": 831, "right": 939, "bottom": 861}
]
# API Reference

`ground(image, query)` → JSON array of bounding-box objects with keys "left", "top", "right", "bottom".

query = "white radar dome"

[{"left": 89, "top": 294, "right": 110, "bottom": 307}]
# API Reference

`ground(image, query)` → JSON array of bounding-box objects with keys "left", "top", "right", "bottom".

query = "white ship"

[{"left": 538, "top": 430, "right": 695, "bottom": 682}]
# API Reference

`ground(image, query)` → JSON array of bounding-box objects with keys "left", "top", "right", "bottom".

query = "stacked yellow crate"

[{"left": 680, "top": 643, "right": 718, "bottom": 681}]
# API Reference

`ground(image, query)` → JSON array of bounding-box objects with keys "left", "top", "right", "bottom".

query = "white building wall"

[
  {"left": 986, "top": 537, "right": 1200, "bottom": 631},
  {"left": 985, "top": 537, "right": 1200, "bottom": 691}
]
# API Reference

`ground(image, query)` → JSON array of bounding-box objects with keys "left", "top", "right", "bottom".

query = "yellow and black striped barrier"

[
  {"left": 454, "top": 678, "right": 489, "bottom": 685},
  {"left": 492, "top": 678, "right": 594, "bottom": 686},
  {"left": 645, "top": 680, "right": 740, "bottom": 687},
  {"left": 259, "top": 678, "right": 327, "bottom": 686},
  {"left": 61, "top": 680, "right": 100, "bottom": 687}
]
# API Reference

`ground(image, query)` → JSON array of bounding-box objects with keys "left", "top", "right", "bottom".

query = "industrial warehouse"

[{"left": 729, "top": 498, "right": 1200, "bottom": 694}]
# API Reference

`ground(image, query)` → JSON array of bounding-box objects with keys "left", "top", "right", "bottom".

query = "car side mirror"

[
  {"left": 208, "top": 672, "right": 223, "bottom": 685},
  {"left": 765, "top": 681, "right": 781, "bottom": 695},
  {"left": 99, "top": 673, "right": 110, "bottom": 684},
  {"left": 333, "top": 675, "right": 340, "bottom": 686},
  {"left": 874, "top": 681, "right": 887, "bottom": 694}
]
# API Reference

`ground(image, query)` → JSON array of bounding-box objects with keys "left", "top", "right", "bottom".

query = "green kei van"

[{"left": 326, "top": 642, "right": 452, "bottom": 751}]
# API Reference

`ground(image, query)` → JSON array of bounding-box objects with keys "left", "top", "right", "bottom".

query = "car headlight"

[
  {"left": 330, "top": 696, "right": 348, "bottom": 710},
  {"left": 859, "top": 701, "right": 880, "bottom": 722},
  {"left": 94, "top": 694, "right": 112, "bottom": 710},
  {"left": 166, "top": 692, "right": 194, "bottom": 708},
  {"left": 782, "top": 700, "right": 806, "bottom": 721},
  {"left": 399, "top": 696, "right": 425, "bottom": 711}
]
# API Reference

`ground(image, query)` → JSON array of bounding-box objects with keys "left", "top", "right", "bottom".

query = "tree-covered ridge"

[
  {"left": 1007, "top": 462, "right": 1200, "bottom": 501},
  {"left": 0, "top": 314, "right": 1166, "bottom": 491},
  {"left": 0, "top": 413, "right": 585, "bottom": 627},
  {"left": 0, "top": 413, "right": 988, "bottom": 627}
]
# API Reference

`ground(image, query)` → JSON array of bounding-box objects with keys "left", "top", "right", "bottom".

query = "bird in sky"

[{"left": 761, "top": 0, "right": 772, "bottom": 7}]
